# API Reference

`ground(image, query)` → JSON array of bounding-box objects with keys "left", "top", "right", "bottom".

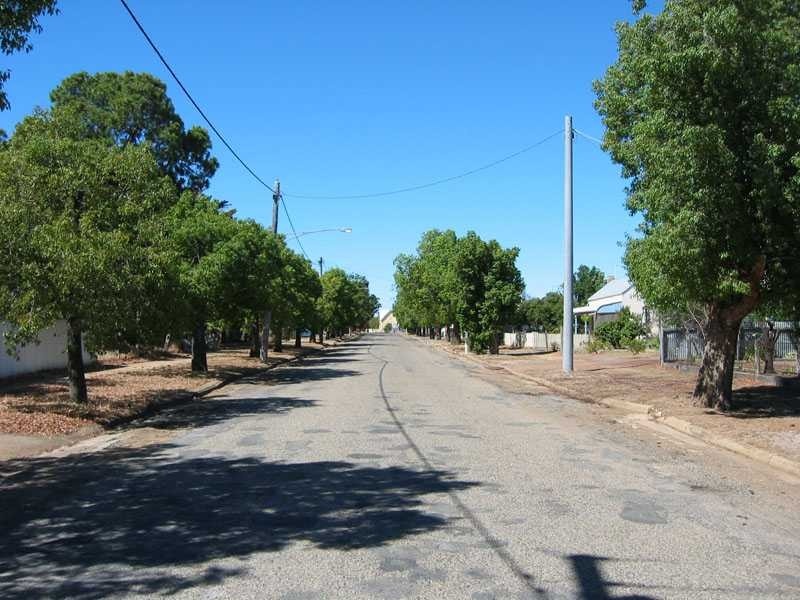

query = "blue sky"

[{"left": 1, "top": 1, "right": 659, "bottom": 316}]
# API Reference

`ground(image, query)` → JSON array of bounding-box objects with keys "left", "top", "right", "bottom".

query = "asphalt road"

[{"left": 1, "top": 334, "right": 799, "bottom": 599}]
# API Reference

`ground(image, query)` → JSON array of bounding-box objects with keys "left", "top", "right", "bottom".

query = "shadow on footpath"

[{"left": 0, "top": 442, "right": 478, "bottom": 599}]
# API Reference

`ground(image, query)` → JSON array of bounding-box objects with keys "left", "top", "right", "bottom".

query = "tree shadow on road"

[
  {"left": 0, "top": 444, "right": 478, "bottom": 599},
  {"left": 138, "top": 395, "right": 318, "bottom": 430},
  {"left": 244, "top": 364, "right": 362, "bottom": 386}
]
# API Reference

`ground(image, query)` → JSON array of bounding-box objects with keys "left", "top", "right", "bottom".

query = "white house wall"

[
  {"left": 622, "top": 288, "right": 646, "bottom": 315},
  {"left": 0, "top": 321, "right": 93, "bottom": 379}
]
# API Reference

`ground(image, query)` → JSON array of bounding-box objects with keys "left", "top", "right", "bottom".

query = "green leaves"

[
  {"left": 393, "top": 230, "right": 523, "bottom": 354},
  {"left": 596, "top": 0, "right": 800, "bottom": 317},
  {"left": 0, "top": 109, "right": 179, "bottom": 352},
  {"left": 49, "top": 72, "right": 219, "bottom": 191},
  {"left": 318, "top": 269, "right": 378, "bottom": 334}
]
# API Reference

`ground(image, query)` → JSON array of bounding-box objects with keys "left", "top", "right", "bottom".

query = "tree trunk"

[
  {"left": 489, "top": 332, "right": 500, "bottom": 355},
  {"left": 67, "top": 317, "right": 88, "bottom": 403},
  {"left": 249, "top": 319, "right": 261, "bottom": 357},
  {"left": 453, "top": 322, "right": 461, "bottom": 344},
  {"left": 191, "top": 321, "right": 208, "bottom": 372},
  {"left": 318, "top": 330, "right": 324, "bottom": 345},
  {"left": 260, "top": 310, "right": 270, "bottom": 363},
  {"left": 788, "top": 326, "right": 800, "bottom": 376},
  {"left": 273, "top": 320, "right": 283, "bottom": 352},
  {"left": 693, "top": 316, "right": 742, "bottom": 411},
  {"left": 693, "top": 257, "right": 766, "bottom": 410},
  {"left": 759, "top": 321, "right": 778, "bottom": 374},
  {"left": 295, "top": 328, "right": 302, "bottom": 348}
]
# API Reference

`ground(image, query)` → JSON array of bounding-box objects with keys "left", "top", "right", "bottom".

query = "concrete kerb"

[{"left": 429, "top": 338, "right": 800, "bottom": 480}]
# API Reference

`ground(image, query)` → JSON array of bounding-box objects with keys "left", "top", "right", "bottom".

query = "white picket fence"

[
  {"left": 503, "top": 331, "right": 589, "bottom": 351},
  {"left": 0, "top": 321, "right": 93, "bottom": 379}
]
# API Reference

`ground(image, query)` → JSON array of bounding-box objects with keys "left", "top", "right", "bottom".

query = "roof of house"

[
  {"left": 587, "top": 278, "right": 633, "bottom": 302},
  {"left": 380, "top": 310, "right": 394, "bottom": 321}
]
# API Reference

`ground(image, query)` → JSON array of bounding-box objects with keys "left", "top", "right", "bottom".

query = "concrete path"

[{"left": 1, "top": 334, "right": 798, "bottom": 599}]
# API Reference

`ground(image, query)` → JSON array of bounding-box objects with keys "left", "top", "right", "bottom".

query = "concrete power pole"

[
  {"left": 260, "top": 178, "right": 281, "bottom": 363},
  {"left": 272, "top": 178, "right": 280, "bottom": 234},
  {"left": 562, "top": 116, "right": 574, "bottom": 374},
  {"left": 317, "top": 257, "right": 324, "bottom": 344}
]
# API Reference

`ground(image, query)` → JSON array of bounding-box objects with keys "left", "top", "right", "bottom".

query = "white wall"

[
  {"left": 504, "top": 332, "right": 589, "bottom": 351},
  {"left": 0, "top": 321, "right": 93, "bottom": 379}
]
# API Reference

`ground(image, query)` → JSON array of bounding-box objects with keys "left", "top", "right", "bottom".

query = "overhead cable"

[{"left": 282, "top": 129, "right": 564, "bottom": 200}]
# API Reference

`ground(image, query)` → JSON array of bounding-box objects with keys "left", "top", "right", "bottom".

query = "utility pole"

[
  {"left": 562, "top": 116, "right": 574, "bottom": 374},
  {"left": 260, "top": 178, "right": 281, "bottom": 363},
  {"left": 271, "top": 178, "right": 280, "bottom": 234},
  {"left": 317, "top": 257, "right": 324, "bottom": 344}
]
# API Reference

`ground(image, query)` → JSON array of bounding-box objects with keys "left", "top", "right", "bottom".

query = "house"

[
  {"left": 379, "top": 310, "right": 398, "bottom": 332},
  {"left": 573, "top": 277, "right": 654, "bottom": 333}
]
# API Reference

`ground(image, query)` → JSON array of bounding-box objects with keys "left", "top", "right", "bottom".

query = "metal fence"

[{"left": 663, "top": 322, "right": 798, "bottom": 363}]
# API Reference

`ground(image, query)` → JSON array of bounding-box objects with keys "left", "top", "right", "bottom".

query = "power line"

[
  {"left": 573, "top": 128, "right": 603, "bottom": 146},
  {"left": 280, "top": 196, "right": 311, "bottom": 261},
  {"left": 121, "top": 0, "right": 315, "bottom": 261},
  {"left": 282, "top": 129, "right": 564, "bottom": 200},
  {"left": 119, "top": 0, "right": 275, "bottom": 193}
]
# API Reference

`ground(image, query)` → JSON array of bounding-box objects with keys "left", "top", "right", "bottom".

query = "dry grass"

[{"left": 0, "top": 344, "right": 320, "bottom": 436}]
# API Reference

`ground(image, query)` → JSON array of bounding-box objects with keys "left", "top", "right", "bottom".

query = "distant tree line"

[
  {"left": 393, "top": 228, "right": 614, "bottom": 354},
  {"left": 393, "top": 230, "right": 523, "bottom": 354}
]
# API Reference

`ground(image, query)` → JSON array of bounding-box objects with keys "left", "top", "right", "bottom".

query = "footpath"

[
  {"left": 424, "top": 337, "right": 800, "bottom": 479},
  {"left": 0, "top": 338, "right": 354, "bottom": 461}
]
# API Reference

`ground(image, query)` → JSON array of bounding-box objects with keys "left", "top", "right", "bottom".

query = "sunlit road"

[{"left": 1, "top": 334, "right": 799, "bottom": 599}]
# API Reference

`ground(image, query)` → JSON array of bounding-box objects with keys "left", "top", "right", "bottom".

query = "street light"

[{"left": 285, "top": 227, "right": 352, "bottom": 241}]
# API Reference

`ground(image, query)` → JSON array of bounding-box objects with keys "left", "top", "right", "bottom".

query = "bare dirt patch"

[{"left": 0, "top": 344, "right": 322, "bottom": 437}]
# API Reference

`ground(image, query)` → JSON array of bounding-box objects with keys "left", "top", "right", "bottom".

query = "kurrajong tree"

[{"left": 595, "top": 0, "right": 800, "bottom": 410}]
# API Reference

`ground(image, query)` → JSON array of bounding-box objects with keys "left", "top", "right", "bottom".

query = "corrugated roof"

[{"left": 588, "top": 278, "right": 633, "bottom": 302}]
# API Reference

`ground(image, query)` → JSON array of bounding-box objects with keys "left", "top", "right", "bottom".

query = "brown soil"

[{"left": 0, "top": 344, "right": 322, "bottom": 436}]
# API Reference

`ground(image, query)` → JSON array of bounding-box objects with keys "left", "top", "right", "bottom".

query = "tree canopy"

[
  {"left": 573, "top": 265, "right": 605, "bottom": 306},
  {"left": 595, "top": 0, "right": 800, "bottom": 409},
  {"left": 393, "top": 230, "right": 523, "bottom": 354},
  {"left": 50, "top": 71, "right": 218, "bottom": 191},
  {"left": 0, "top": 69, "right": 372, "bottom": 401},
  {"left": 0, "top": 108, "right": 177, "bottom": 400},
  {"left": 318, "top": 268, "right": 379, "bottom": 337}
]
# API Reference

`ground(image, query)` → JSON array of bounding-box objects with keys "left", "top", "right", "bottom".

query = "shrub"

[
  {"left": 593, "top": 307, "right": 648, "bottom": 349},
  {"left": 383, "top": 323, "right": 393, "bottom": 333},
  {"left": 586, "top": 337, "right": 612, "bottom": 353},
  {"left": 627, "top": 338, "right": 646, "bottom": 355}
]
